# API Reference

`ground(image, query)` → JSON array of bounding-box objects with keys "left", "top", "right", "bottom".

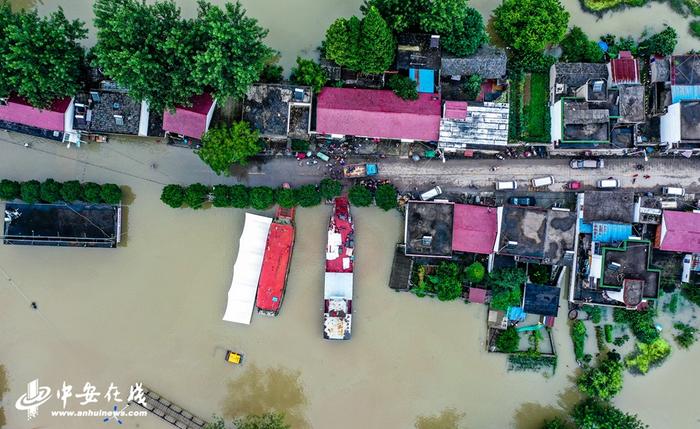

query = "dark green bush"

[
  {"left": 82, "top": 182, "right": 102, "bottom": 203},
  {"left": 295, "top": 184, "right": 321, "bottom": 207},
  {"left": 161, "top": 184, "right": 186, "bottom": 208},
  {"left": 20, "top": 180, "right": 41, "bottom": 204},
  {"left": 348, "top": 184, "right": 372, "bottom": 207},
  {"left": 571, "top": 320, "right": 587, "bottom": 361},
  {"left": 275, "top": 186, "right": 297, "bottom": 208},
  {"left": 582, "top": 305, "right": 602, "bottom": 324},
  {"left": 100, "top": 184, "right": 122, "bottom": 205},
  {"left": 464, "top": 262, "right": 486, "bottom": 283},
  {"left": 184, "top": 183, "right": 210, "bottom": 210},
  {"left": 496, "top": 327, "right": 520, "bottom": 353},
  {"left": 249, "top": 186, "right": 275, "bottom": 210},
  {"left": 60, "top": 180, "right": 83, "bottom": 202},
  {"left": 40, "top": 179, "right": 62, "bottom": 203},
  {"left": 211, "top": 185, "right": 232, "bottom": 207},
  {"left": 0, "top": 179, "right": 20, "bottom": 200},
  {"left": 319, "top": 178, "right": 342, "bottom": 200},
  {"left": 229, "top": 185, "right": 250, "bottom": 208},
  {"left": 387, "top": 74, "right": 418, "bottom": 100}
]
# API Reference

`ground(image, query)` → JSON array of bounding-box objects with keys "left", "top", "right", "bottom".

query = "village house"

[
  {"left": 73, "top": 89, "right": 163, "bottom": 137},
  {"left": 438, "top": 100, "right": 510, "bottom": 151},
  {"left": 315, "top": 87, "right": 441, "bottom": 142},
  {"left": 654, "top": 210, "right": 700, "bottom": 253},
  {"left": 242, "top": 84, "right": 312, "bottom": 140},
  {"left": 396, "top": 33, "right": 441, "bottom": 93},
  {"left": 162, "top": 93, "right": 216, "bottom": 143},
  {"left": 653, "top": 55, "right": 700, "bottom": 149},
  {"left": 0, "top": 96, "right": 74, "bottom": 141},
  {"left": 441, "top": 45, "right": 508, "bottom": 102}
]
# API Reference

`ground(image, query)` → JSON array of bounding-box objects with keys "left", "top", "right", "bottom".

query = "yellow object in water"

[{"left": 225, "top": 351, "right": 242, "bottom": 365}]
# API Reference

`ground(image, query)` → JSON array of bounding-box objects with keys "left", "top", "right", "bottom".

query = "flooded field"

[{"left": 10, "top": 0, "right": 700, "bottom": 72}]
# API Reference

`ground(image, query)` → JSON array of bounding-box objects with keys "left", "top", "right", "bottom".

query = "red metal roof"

[
  {"left": 452, "top": 204, "right": 499, "bottom": 254},
  {"left": 316, "top": 88, "right": 441, "bottom": 141},
  {"left": 610, "top": 55, "right": 639, "bottom": 84},
  {"left": 656, "top": 210, "right": 700, "bottom": 253},
  {"left": 468, "top": 287, "right": 488, "bottom": 304},
  {"left": 162, "top": 93, "right": 215, "bottom": 139},
  {"left": 0, "top": 96, "right": 71, "bottom": 132},
  {"left": 444, "top": 101, "right": 468, "bottom": 120},
  {"left": 256, "top": 221, "right": 295, "bottom": 314}
]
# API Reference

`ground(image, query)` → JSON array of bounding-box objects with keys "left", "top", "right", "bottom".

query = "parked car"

[
  {"left": 596, "top": 179, "right": 620, "bottom": 189},
  {"left": 508, "top": 196, "right": 536, "bottom": 206},
  {"left": 569, "top": 158, "right": 604, "bottom": 169},
  {"left": 568, "top": 180, "right": 582, "bottom": 190},
  {"left": 531, "top": 175, "right": 554, "bottom": 187},
  {"left": 420, "top": 186, "right": 442, "bottom": 201},
  {"left": 662, "top": 186, "right": 685, "bottom": 196},
  {"left": 495, "top": 180, "right": 518, "bottom": 190}
]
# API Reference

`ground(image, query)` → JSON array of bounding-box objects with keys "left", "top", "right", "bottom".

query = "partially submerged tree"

[
  {"left": 348, "top": 184, "right": 373, "bottom": 207},
  {"left": 20, "top": 180, "right": 41, "bottom": 204},
  {"left": 496, "top": 327, "right": 520, "bottom": 353},
  {"left": 249, "top": 186, "right": 274, "bottom": 210},
  {"left": 577, "top": 352, "right": 624, "bottom": 400},
  {"left": 290, "top": 57, "right": 328, "bottom": 93},
  {"left": 374, "top": 183, "right": 398, "bottom": 211},
  {"left": 492, "top": 0, "right": 569, "bottom": 54},
  {"left": 82, "top": 182, "right": 102, "bottom": 203},
  {"left": 571, "top": 398, "right": 648, "bottom": 429},
  {"left": 60, "top": 180, "right": 83, "bottom": 203},
  {"left": 560, "top": 26, "right": 603, "bottom": 63},
  {"left": 233, "top": 412, "right": 290, "bottom": 429},
  {"left": 100, "top": 183, "right": 122, "bottom": 204},
  {"left": 639, "top": 26, "right": 677, "bottom": 56},
  {"left": 319, "top": 178, "right": 342, "bottom": 200},
  {"left": 198, "top": 121, "right": 261, "bottom": 175},
  {"left": 184, "top": 183, "right": 210, "bottom": 209},
  {"left": 275, "top": 186, "right": 297, "bottom": 208},
  {"left": 161, "top": 184, "right": 186, "bottom": 208},
  {"left": 40, "top": 179, "right": 63, "bottom": 204},
  {"left": 229, "top": 184, "right": 250, "bottom": 208},
  {"left": 0, "top": 179, "right": 20, "bottom": 201},
  {"left": 387, "top": 75, "right": 418, "bottom": 100},
  {"left": 295, "top": 184, "right": 321, "bottom": 207}
]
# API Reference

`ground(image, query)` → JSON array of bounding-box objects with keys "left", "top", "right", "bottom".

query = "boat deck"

[
  {"left": 326, "top": 197, "right": 354, "bottom": 273},
  {"left": 130, "top": 386, "right": 207, "bottom": 429},
  {"left": 256, "top": 221, "right": 295, "bottom": 314}
]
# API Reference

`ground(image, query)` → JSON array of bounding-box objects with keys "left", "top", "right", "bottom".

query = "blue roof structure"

[
  {"left": 671, "top": 85, "right": 700, "bottom": 103},
  {"left": 579, "top": 219, "right": 593, "bottom": 234},
  {"left": 592, "top": 222, "right": 632, "bottom": 244},
  {"left": 409, "top": 68, "right": 435, "bottom": 93},
  {"left": 507, "top": 306, "right": 526, "bottom": 322}
]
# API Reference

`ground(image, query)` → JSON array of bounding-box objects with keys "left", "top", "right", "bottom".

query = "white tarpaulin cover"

[
  {"left": 324, "top": 272, "right": 353, "bottom": 299},
  {"left": 223, "top": 213, "right": 272, "bottom": 325}
]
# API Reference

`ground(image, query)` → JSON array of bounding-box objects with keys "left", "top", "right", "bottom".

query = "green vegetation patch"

[
  {"left": 581, "top": 0, "right": 648, "bottom": 12},
  {"left": 673, "top": 322, "right": 698, "bottom": 349},
  {"left": 522, "top": 73, "right": 549, "bottom": 141},
  {"left": 507, "top": 352, "right": 557, "bottom": 374},
  {"left": 571, "top": 320, "right": 587, "bottom": 361},
  {"left": 625, "top": 338, "right": 671, "bottom": 374}
]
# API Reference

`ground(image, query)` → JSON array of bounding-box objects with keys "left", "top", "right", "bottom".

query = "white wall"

[
  {"left": 550, "top": 100, "right": 562, "bottom": 143},
  {"left": 138, "top": 100, "right": 150, "bottom": 137},
  {"left": 64, "top": 98, "right": 75, "bottom": 132},
  {"left": 205, "top": 99, "right": 217, "bottom": 133},
  {"left": 660, "top": 102, "right": 682, "bottom": 145}
]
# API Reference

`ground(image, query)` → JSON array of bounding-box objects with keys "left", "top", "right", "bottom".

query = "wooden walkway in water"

[{"left": 130, "top": 386, "right": 208, "bottom": 429}]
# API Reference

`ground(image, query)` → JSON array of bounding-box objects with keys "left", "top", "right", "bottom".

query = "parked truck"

[{"left": 343, "top": 163, "right": 378, "bottom": 178}]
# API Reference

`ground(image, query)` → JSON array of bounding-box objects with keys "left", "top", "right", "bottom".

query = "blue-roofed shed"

[
  {"left": 592, "top": 222, "right": 632, "bottom": 244},
  {"left": 410, "top": 68, "right": 436, "bottom": 93},
  {"left": 671, "top": 85, "right": 700, "bottom": 103}
]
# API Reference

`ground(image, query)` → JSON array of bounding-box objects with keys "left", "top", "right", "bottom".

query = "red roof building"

[
  {"left": 468, "top": 287, "right": 488, "bottom": 304},
  {"left": 609, "top": 51, "right": 640, "bottom": 85},
  {"left": 452, "top": 204, "right": 501, "bottom": 254},
  {"left": 0, "top": 96, "right": 73, "bottom": 132},
  {"left": 443, "top": 101, "right": 468, "bottom": 120},
  {"left": 655, "top": 210, "right": 700, "bottom": 253},
  {"left": 162, "top": 93, "right": 216, "bottom": 139},
  {"left": 316, "top": 88, "right": 441, "bottom": 141}
]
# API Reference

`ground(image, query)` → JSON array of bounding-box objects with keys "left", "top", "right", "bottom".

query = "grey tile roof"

[
  {"left": 73, "top": 91, "right": 145, "bottom": 135},
  {"left": 438, "top": 102, "right": 509, "bottom": 150},
  {"left": 618, "top": 84, "right": 645, "bottom": 123},
  {"left": 243, "top": 84, "right": 312, "bottom": 139},
  {"left": 441, "top": 46, "right": 507, "bottom": 79},
  {"left": 396, "top": 33, "right": 441, "bottom": 71}
]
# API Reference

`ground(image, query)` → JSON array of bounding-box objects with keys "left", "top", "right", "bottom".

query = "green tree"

[
  {"left": 0, "top": 179, "right": 20, "bottom": 201},
  {"left": 560, "top": 27, "right": 603, "bottom": 63},
  {"left": 319, "top": 178, "right": 342, "bottom": 200},
  {"left": 348, "top": 184, "right": 372, "bottom": 207},
  {"left": 324, "top": 16, "right": 362, "bottom": 70},
  {"left": 185, "top": 183, "right": 210, "bottom": 209},
  {"left": 496, "top": 327, "right": 520, "bottom": 352},
  {"left": 290, "top": 57, "right": 328, "bottom": 93},
  {"left": 60, "top": 180, "right": 83, "bottom": 202},
  {"left": 625, "top": 338, "right": 671, "bottom": 374},
  {"left": 211, "top": 185, "right": 232, "bottom": 207},
  {"left": 361, "top": 0, "right": 421, "bottom": 33},
  {"left": 374, "top": 183, "right": 397, "bottom": 211},
  {"left": 387, "top": 75, "right": 418, "bottom": 100},
  {"left": 295, "top": 184, "right": 321, "bottom": 207},
  {"left": 572, "top": 398, "right": 648, "bottom": 429},
  {"left": 492, "top": 0, "right": 569, "bottom": 54},
  {"left": 203, "top": 416, "right": 225, "bottom": 429},
  {"left": 2, "top": 6, "right": 86, "bottom": 107},
  {"left": 260, "top": 63, "right": 284, "bottom": 83},
  {"left": 230, "top": 184, "right": 250, "bottom": 208},
  {"left": 488, "top": 267, "right": 526, "bottom": 310},
  {"left": 40, "top": 179, "right": 63, "bottom": 203},
  {"left": 571, "top": 320, "right": 587, "bottom": 360},
  {"left": 275, "top": 186, "right": 297, "bottom": 208},
  {"left": 358, "top": 6, "right": 395, "bottom": 74},
  {"left": 464, "top": 262, "right": 485, "bottom": 283},
  {"left": 673, "top": 322, "right": 697, "bottom": 349},
  {"left": 612, "top": 308, "right": 659, "bottom": 344},
  {"left": 639, "top": 26, "right": 677, "bottom": 56},
  {"left": 691, "top": 21, "right": 700, "bottom": 40},
  {"left": 198, "top": 122, "right": 261, "bottom": 175},
  {"left": 529, "top": 264, "right": 550, "bottom": 284},
  {"left": 82, "top": 182, "right": 102, "bottom": 203},
  {"left": 441, "top": 7, "right": 486, "bottom": 56},
  {"left": 192, "top": 1, "right": 274, "bottom": 100},
  {"left": 233, "top": 412, "right": 290, "bottom": 429},
  {"left": 161, "top": 184, "right": 186, "bottom": 208},
  {"left": 100, "top": 184, "right": 122, "bottom": 204},
  {"left": 428, "top": 261, "right": 463, "bottom": 301},
  {"left": 541, "top": 417, "right": 570, "bottom": 429},
  {"left": 577, "top": 352, "right": 624, "bottom": 400},
  {"left": 249, "top": 186, "right": 274, "bottom": 210},
  {"left": 463, "top": 75, "right": 482, "bottom": 100},
  {"left": 20, "top": 180, "right": 41, "bottom": 204}
]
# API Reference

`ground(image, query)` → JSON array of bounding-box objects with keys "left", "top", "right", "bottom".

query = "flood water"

[{"left": 9, "top": 0, "right": 700, "bottom": 72}]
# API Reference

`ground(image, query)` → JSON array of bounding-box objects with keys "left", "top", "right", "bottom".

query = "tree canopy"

[
  {"left": 374, "top": 183, "right": 398, "bottom": 211},
  {"left": 492, "top": 0, "right": 569, "bottom": 54},
  {"left": 0, "top": 4, "right": 86, "bottom": 107},
  {"left": 576, "top": 353, "right": 624, "bottom": 400},
  {"left": 571, "top": 398, "right": 648, "bottom": 429},
  {"left": 387, "top": 75, "right": 418, "bottom": 100},
  {"left": 638, "top": 26, "right": 677, "bottom": 56},
  {"left": 560, "top": 27, "right": 604, "bottom": 63},
  {"left": 348, "top": 184, "right": 373, "bottom": 207},
  {"left": 290, "top": 57, "right": 328, "bottom": 93},
  {"left": 198, "top": 121, "right": 261, "bottom": 175},
  {"left": 233, "top": 412, "right": 290, "bottom": 429},
  {"left": 93, "top": 0, "right": 273, "bottom": 111}
]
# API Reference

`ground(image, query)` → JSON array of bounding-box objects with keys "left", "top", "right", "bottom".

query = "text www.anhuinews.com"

[{"left": 50, "top": 409, "right": 148, "bottom": 417}]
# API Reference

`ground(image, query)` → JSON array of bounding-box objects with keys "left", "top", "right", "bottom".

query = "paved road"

[{"left": 2, "top": 131, "right": 700, "bottom": 196}]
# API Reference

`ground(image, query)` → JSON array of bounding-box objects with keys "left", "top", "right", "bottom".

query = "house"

[
  {"left": 162, "top": 93, "right": 216, "bottom": 140},
  {"left": 549, "top": 63, "right": 608, "bottom": 104},
  {"left": 659, "top": 100, "right": 700, "bottom": 147},
  {"left": 441, "top": 46, "right": 507, "bottom": 80},
  {"left": 452, "top": 204, "right": 502, "bottom": 254},
  {"left": 655, "top": 210, "right": 700, "bottom": 253},
  {"left": 242, "top": 84, "right": 312, "bottom": 140},
  {"left": 315, "top": 88, "right": 441, "bottom": 142},
  {"left": 595, "top": 240, "right": 660, "bottom": 308},
  {"left": 497, "top": 206, "right": 577, "bottom": 266},
  {"left": 671, "top": 54, "right": 700, "bottom": 102},
  {"left": 608, "top": 51, "right": 640, "bottom": 86},
  {"left": 438, "top": 101, "right": 509, "bottom": 151},
  {"left": 0, "top": 96, "right": 74, "bottom": 141},
  {"left": 396, "top": 33, "right": 441, "bottom": 93},
  {"left": 649, "top": 56, "right": 672, "bottom": 116},
  {"left": 582, "top": 191, "right": 636, "bottom": 224},
  {"left": 522, "top": 283, "right": 561, "bottom": 317},
  {"left": 617, "top": 85, "right": 645, "bottom": 124},
  {"left": 550, "top": 98, "right": 610, "bottom": 146},
  {"left": 73, "top": 90, "right": 161, "bottom": 137},
  {"left": 404, "top": 200, "right": 454, "bottom": 258}
]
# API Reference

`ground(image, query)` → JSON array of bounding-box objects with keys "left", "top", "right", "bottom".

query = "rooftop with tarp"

[{"left": 3, "top": 202, "right": 121, "bottom": 248}]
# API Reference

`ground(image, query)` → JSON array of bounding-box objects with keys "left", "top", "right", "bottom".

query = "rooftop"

[
  {"left": 562, "top": 99, "right": 609, "bottom": 142},
  {"left": 618, "top": 85, "right": 645, "bottom": 123},
  {"left": 583, "top": 191, "right": 635, "bottom": 224},
  {"left": 441, "top": 46, "right": 507, "bottom": 79},
  {"left": 162, "top": 93, "right": 215, "bottom": 139},
  {"left": 552, "top": 63, "right": 609, "bottom": 101},
  {"left": 389, "top": 244, "right": 414, "bottom": 291},
  {"left": 544, "top": 209, "right": 577, "bottom": 266},
  {"left": 601, "top": 240, "right": 659, "bottom": 302},
  {"left": 74, "top": 91, "right": 150, "bottom": 135},
  {"left": 396, "top": 33, "right": 441, "bottom": 71},
  {"left": 242, "top": 84, "right": 312, "bottom": 139},
  {"left": 439, "top": 102, "right": 509, "bottom": 150},
  {"left": 671, "top": 55, "right": 700, "bottom": 85},
  {"left": 680, "top": 101, "right": 700, "bottom": 142},
  {"left": 316, "top": 88, "right": 441, "bottom": 141},
  {"left": 609, "top": 52, "right": 640, "bottom": 85},
  {"left": 656, "top": 210, "right": 700, "bottom": 253},
  {"left": 405, "top": 201, "right": 454, "bottom": 257},
  {"left": 0, "top": 96, "right": 71, "bottom": 132},
  {"left": 522, "top": 284, "right": 561, "bottom": 317},
  {"left": 452, "top": 204, "right": 500, "bottom": 254},
  {"left": 650, "top": 56, "right": 670, "bottom": 83}
]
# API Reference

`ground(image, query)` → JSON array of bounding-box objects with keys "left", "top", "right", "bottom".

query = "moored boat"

[
  {"left": 323, "top": 196, "right": 354, "bottom": 340},
  {"left": 255, "top": 201, "right": 296, "bottom": 316}
]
